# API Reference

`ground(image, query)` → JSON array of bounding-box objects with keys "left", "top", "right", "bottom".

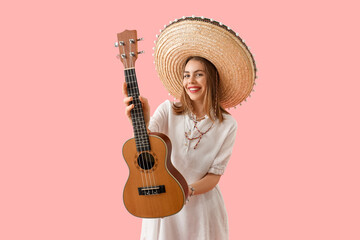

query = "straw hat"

[{"left": 154, "top": 16, "right": 257, "bottom": 109}]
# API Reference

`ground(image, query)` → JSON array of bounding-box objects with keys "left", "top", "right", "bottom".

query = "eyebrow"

[{"left": 184, "top": 69, "right": 205, "bottom": 73}]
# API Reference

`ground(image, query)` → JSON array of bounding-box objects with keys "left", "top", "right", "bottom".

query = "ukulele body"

[{"left": 122, "top": 132, "right": 188, "bottom": 218}]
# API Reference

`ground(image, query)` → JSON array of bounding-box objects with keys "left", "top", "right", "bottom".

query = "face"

[{"left": 183, "top": 59, "right": 207, "bottom": 104}]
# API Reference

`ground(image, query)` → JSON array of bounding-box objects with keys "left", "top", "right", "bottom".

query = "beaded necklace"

[{"left": 184, "top": 114, "right": 214, "bottom": 149}]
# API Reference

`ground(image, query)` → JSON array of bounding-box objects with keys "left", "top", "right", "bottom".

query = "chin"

[
  {"left": 188, "top": 95, "right": 204, "bottom": 103},
  {"left": 187, "top": 92, "right": 204, "bottom": 101}
]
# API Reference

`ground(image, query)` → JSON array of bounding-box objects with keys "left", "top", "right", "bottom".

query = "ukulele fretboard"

[{"left": 125, "top": 68, "right": 151, "bottom": 152}]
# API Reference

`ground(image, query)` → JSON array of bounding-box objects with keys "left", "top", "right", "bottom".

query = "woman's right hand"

[{"left": 122, "top": 82, "right": 150, "bottom": 127}]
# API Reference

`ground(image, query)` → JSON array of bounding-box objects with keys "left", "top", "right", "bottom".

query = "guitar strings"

[
  {"left": 131, "top": 40, "right": 158, "bottom": 196},
  {"left": 123, "top": 42, "right": 148, "bottom": 193},
  {"left": 128, "top": 40, "right": 158, "bottom": 196}
]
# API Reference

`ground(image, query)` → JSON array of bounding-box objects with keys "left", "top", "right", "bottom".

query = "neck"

[{"left": 191, "top": 100, "right": 206, "bottom": 119}]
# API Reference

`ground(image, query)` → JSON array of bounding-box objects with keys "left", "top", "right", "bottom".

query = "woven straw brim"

[{"left": 154, "top": 17, "right": 256, "bottom": 109}]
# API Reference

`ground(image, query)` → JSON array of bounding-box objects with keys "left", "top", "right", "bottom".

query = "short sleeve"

[
  {"left": 148, "top": 100, "right": 170, "bottom": 133},
  {"left": 208, "top": 119, "right": 237, "bottom": 175}
]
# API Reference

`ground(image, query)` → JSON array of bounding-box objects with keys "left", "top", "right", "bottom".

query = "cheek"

[
  {"left": 182, "top": 80, "right": 187, "bottom": 89},
  {"left": 200, "top": 77, "right": 207, "bottom": 88}
]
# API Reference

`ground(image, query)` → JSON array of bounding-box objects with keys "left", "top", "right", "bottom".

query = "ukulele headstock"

[{"left": 115, "top": 30, "right": 143, "bottom": 68}]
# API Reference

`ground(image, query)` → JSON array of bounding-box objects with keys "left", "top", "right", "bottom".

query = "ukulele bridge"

[{"left": 138, "top": 185, "right": 166, "bottom": 195}]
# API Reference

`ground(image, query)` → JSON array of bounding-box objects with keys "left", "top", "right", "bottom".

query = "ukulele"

[{"left": 116, "top": 30, "right": 188, "bottom": 218}]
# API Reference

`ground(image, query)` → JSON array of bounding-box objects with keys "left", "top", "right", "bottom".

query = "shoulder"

[
  {"left": 159, "top": 99, "right": 172, "bottom": 107},
  {"left": 157, "top": 100, "right": 185, "bottom": 115},
  {"left": 215, "top": 113, "right": 237, "bottom": 138},
  {"left": 220, "top": 113, "right": 238, "bottom": 130},
  {"left": 153, "top": 100, "right": 181, "bottom": 118},
  {"left": 155, "top": 100, "right": 172, "bottom": 112}
]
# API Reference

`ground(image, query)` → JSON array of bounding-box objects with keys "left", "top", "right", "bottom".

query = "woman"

[{"left": 123, "top": 17, "right": 257, "bottom": 240}]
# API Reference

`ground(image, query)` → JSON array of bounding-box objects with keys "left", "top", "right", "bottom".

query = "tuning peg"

[
  {"left": 138, "top": 51, "right": 145, "bottom": 54},
  {"left": 115, "top": 41, "right": 124, "bottom": 47},
  {"left": 137, "top": 38, "right": 144, "bottom": 41}
]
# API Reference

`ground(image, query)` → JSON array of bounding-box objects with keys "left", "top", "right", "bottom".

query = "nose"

[{"left": 187, "top": 74, "right": 196, "bottom": 83}]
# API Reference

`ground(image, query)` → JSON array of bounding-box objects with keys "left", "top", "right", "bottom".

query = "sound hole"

[{"left": 137, "top": 152, "right": 155, "bottom": 170}]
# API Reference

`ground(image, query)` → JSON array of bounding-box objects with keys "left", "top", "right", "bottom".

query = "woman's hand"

[{"left": 122, "top": 82, "right": 150, "bottom": 127}]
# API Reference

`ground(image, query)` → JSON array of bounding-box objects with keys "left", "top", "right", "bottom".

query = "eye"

[
  {"left": 183, "top": 74, "right": 190, "bottom": 78},
  {"left": 196, "top": 73, "right": 203, "bottom": 77}
]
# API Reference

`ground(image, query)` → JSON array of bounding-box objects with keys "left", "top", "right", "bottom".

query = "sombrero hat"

[{"left": 154, "top": 16, "right": 257, "bottom": 109}]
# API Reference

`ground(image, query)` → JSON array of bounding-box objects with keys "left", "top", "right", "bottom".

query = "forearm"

[{"left": 189, "top": 173, "right": 221, "bottom": 196}]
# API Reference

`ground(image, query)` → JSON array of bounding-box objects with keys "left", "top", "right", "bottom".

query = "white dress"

[{"left": 140, "top": 100, "right": 237, "bottom": 240}]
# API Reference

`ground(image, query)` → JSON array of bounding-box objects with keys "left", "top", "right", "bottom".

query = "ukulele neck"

[{"left": 124, "top": 68, "right": 151, "bottom": 152}]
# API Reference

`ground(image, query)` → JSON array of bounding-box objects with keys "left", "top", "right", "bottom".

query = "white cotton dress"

[{"left": 140, "top": 100, "right": 237, "bottom": 240}]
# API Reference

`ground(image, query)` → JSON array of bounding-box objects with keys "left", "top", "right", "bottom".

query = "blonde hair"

[{"left": 172, "top": 56, "right": 229, "bottom": 122}]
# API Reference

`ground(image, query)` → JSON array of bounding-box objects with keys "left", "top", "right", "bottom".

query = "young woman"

[{"left": 123, "top": 17, "right": 256, "bottom": 240}]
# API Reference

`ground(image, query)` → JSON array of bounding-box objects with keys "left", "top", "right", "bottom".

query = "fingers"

[
  {"left": 123, "top": 82, "right": 133, "bottom": 119},
  {"left": 123, "top": 96, "right": 133, "bottom": 105},
  {"left": 139, "top": 96, "right": 148, "bottom": 106},
  {"left": 123, "top": 81, "right": 132, "bottom": 106},
  {"left": 124, "top": 95, "right": 134, "bottom": 118},
  {"left": 125, "top": 104, "right": 134, "bottom": 118},
  {"left": 122, "top": 82, "right": 128, "bottom": 97},
  {"left": 123, "top": 85, "right": 150, "bottom": 124}
]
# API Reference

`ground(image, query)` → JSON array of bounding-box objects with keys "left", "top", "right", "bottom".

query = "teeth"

[{"left": 189, "top": 88, "right": 199, "bottom": 91}]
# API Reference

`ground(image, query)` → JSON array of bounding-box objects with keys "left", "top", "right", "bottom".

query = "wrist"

[{"left": 189, "top": 185, "right": 195, "bottom": 197}]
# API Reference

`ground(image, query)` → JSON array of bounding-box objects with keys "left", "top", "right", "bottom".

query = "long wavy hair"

[{"left": 172, "top": 56, "right": 229, "bottom": 122}]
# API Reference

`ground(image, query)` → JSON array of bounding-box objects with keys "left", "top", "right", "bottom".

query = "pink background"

[{"left": 1, "top": 0, "right": 359, "bottom": 239}]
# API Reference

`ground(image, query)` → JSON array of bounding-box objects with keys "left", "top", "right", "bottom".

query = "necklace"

[
  {"left": 195, "top": 116, "right": 206, "bottom": 121},
  {"left": 189, "top": 111, "right": 205, "bottom": 122},
  {"left": 184, "top": 116, "right": 214, "bottom": 149}
]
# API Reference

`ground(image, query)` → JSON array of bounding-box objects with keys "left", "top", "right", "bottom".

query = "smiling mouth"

[{"left": 188, "top": 87, "right": 201, "bottom": 93}]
